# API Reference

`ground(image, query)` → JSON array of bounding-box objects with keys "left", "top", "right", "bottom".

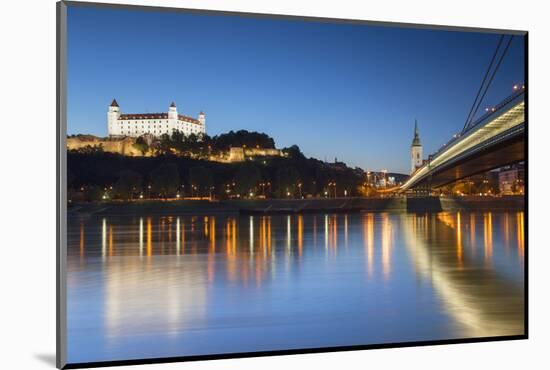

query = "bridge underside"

[{"left": 412, "top": 134, "right": 524, "bottom": 189}]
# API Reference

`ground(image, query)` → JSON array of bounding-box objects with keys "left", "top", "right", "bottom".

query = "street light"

[{"left": 327, "top": 181, "right": 337, "bottom": 198}]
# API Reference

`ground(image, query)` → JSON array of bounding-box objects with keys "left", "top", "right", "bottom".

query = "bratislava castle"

[{"left": 108, "top": 99, "right": 206, "bottom": 138}]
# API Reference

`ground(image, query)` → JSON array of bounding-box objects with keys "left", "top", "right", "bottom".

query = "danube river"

[{"left": 67, "top": 210, "right": 525, "bottom": 364}]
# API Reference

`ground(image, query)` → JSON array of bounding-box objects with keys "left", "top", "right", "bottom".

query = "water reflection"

[
  {"left": 381, "top": 213, "right": 392, "bottom": 279},
  {"left": 147, "top": 217, "right": 152, "bottom": 257},
  {"left": 68, "top": 210, "right": 525, "bottom": 363},
  {"left": 363, "top": 213, "right": 374, "bottom": 277},
  {"left": 79, "top": 222, "right": 84, "bottom": 260},
  {"left": 517, "top": 212, "right": 525, "bottom": 260},
  {"left": 402, "top": 211, "right": 524, "bottom": 338},
  {"left": 457, "top": 212, "right": 463, "bottom": 265},
  {"left": 484, "top": 212, "right": 493, "bottom": 263}
]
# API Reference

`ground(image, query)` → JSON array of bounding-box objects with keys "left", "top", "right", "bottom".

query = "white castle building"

[
  {"left": 108, "top": 99, "right": 206, "bottom": 138},
  {"left": 410, "top": 119, "right": 423, "bottom": 174}
]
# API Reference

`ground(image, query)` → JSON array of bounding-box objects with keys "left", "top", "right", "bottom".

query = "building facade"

[
  {"left": 498, "top": 165, "right": 525, "bottom": 194},
  {"left": 410, "top": 119, "right": 423, "bottom": 174},
  {"left": 108, "top": 99, "right": 206, "bottom": 138}
]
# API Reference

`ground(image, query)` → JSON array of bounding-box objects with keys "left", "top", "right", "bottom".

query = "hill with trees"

[{"left": 67, "top": 130, "right": 373, "bottom": 201}]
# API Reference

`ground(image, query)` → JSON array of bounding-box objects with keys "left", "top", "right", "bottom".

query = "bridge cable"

[
  {"left": 461, "top": 35, "right": 504, "bottom": 133},
  {"left": 466, "top": 35, "right": 514, "bottom": 132}
]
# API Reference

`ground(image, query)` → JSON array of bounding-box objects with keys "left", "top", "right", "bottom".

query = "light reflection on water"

[{"left": 67, "top": 211, "right": 525, "bottom": 364}]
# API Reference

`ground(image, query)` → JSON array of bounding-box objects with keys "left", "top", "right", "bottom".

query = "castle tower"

[
  {"left": 198, "top": 111, "right": 205, "bottom": 125},
  {"left": 107, "top": 99, "right": 120, "bottom": 137},
  {"left": 198, "top": 111, "right": 206, "bottom": 133},
  {"left": 168, "top": 101, "right": 178, "bottom": 120},
  {"left": 410, "top": 119, "right": 423, "bottom": 174}
]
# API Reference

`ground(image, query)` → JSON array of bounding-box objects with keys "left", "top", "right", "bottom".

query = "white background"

[{"left": 1, "top": 0, "right": 549, "bottom": 368}]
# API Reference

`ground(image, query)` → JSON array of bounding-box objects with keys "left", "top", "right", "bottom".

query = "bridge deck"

[{"left": 402, "top": 91, "right": 525, "bottom": 190}]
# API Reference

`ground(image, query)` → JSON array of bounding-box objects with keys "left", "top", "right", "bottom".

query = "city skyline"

[{"left": 67, "top": 6, "right": 525, "bottom": 174}]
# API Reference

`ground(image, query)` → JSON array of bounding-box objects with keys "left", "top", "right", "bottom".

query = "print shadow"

[{"left": 34, "top": 353, "right": 56, "bottom": 367}]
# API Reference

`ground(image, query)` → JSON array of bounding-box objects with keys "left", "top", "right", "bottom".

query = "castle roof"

[
  {"left": 178, "top": 114, "right": 200, "bottom": 124},
  {"left": 119, "top": 113, "right": 168, "bottom": 120},
  {"left": 118, "top": 113, "right": 201, "bottom": 124},
  {"left": 110, "top": 99, "right": 119, "bottom": 107}
]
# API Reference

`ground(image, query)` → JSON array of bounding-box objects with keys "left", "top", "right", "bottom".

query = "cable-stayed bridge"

[{"left": 401, "top": 89, "right": 525, "bottom": 191}]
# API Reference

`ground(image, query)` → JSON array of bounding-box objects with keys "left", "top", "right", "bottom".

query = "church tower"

[
  {"left": 107, "top": 99, "right": 120, "bottom": 137},
  {"left": 410, "top": 119, "right": 423, "bottom": 174}
]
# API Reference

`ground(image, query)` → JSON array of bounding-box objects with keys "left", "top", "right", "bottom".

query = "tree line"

[
  {"left": 68, "top": 144, "right": 367, "bottom": 202},
  {"left": 130, "top": 129, "right": 276, "bottom": 158}
]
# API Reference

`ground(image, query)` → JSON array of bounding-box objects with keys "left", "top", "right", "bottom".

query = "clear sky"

[{"left": 67, "top": 5, "right": 525, "bottom": 174}]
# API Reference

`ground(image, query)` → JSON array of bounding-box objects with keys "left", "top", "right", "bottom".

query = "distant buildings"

[
  {"left": 410, "top": 119, "right": 423, "bottom": 174},
  {"left": 499, "top": 164, "right": 525, "bottom": 194},
  {"left": 108, "top": 99, "right": 206, "bottom": 138},
  {"left": 365, "top": 171, "right": 406, "bottom": 189}
]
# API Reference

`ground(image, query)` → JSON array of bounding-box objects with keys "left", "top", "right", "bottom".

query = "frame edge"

[{"left": 57, "top": 1, "right": 68, "bottom": 368}]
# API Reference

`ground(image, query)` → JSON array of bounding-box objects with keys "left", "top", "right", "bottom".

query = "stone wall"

[
  {"left": 67, "top": 135, "right": 147, "bottom": 157},
  {"left": 67, "top": 135, "right": 285, "bottom": 161}
]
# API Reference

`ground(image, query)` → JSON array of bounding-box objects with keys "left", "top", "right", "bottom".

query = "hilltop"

[{"left": 66, "top": 130, "right": 399, "bottom": 201}]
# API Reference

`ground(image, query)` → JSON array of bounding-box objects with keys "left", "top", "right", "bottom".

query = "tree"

[
  {"left": 276, "top": 166, "right": 299, "bottom": 197},
  {"left": 451, "top": 182, "right": 469, "bottom": 195},
  {"left": 283, "top": 145, "right": 305, "bottom": 160},
  {"left": 150, "top": 163, "right": 180, "bottom": 198},
  {"left": 71, "top": 144, "right": 104, "bottom": 155},
  {"left": 85, "top": 185, "right": 104, "bottom": 202},
  {"left": 478, "top": 180, "right": 492, "bottom": 195},
  {"left": 133, "top": 136, "right": 149, "bottom": 156},
  {"left": 212, "top": 130, "right": 276, "bottom": 151},
  {"left": 156, "top": 134, "right": 174, "bottom": 156},
  {"left": 358, "top": 183, "right": 377, "bottom": 197},
  {"left": 234, "top": 163, "right": 261, "bottom": 196},
  {"left": 185, "top": 134, "right": 201, "bottom": 157},
  {"left": 114, "top": 170, "right": 142, "bottom": 200},
  {"left": 189, "top": 166, "right": 213, "bottom": 197},
  {"left": 66, "top": 135, "right": 374, "bottom": 201}
]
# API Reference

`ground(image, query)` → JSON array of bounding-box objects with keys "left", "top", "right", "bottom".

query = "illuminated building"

[
  {"left": 108, "top": 99, "right": 206, "bottom": 138},
  {"left": 498, "top": 164, "right": 525, "bottom": 194}
]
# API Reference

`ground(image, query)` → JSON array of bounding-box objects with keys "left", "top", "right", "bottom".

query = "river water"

[{"left": 67, "top": 211, "right": 525, "bottom": 364}]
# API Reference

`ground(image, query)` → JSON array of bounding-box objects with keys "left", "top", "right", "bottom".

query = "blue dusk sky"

[{"left": 67, "top": 5, "right": 525, "bottom": 174}]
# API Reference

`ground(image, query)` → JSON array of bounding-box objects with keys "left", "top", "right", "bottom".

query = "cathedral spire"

[{"left": 412, "top": 119, "right": 421, "bottom": 146}]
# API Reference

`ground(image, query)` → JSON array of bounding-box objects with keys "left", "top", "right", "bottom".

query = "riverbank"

[{"left": 68, "top": 195, "right": 524, "bottom": 216}]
